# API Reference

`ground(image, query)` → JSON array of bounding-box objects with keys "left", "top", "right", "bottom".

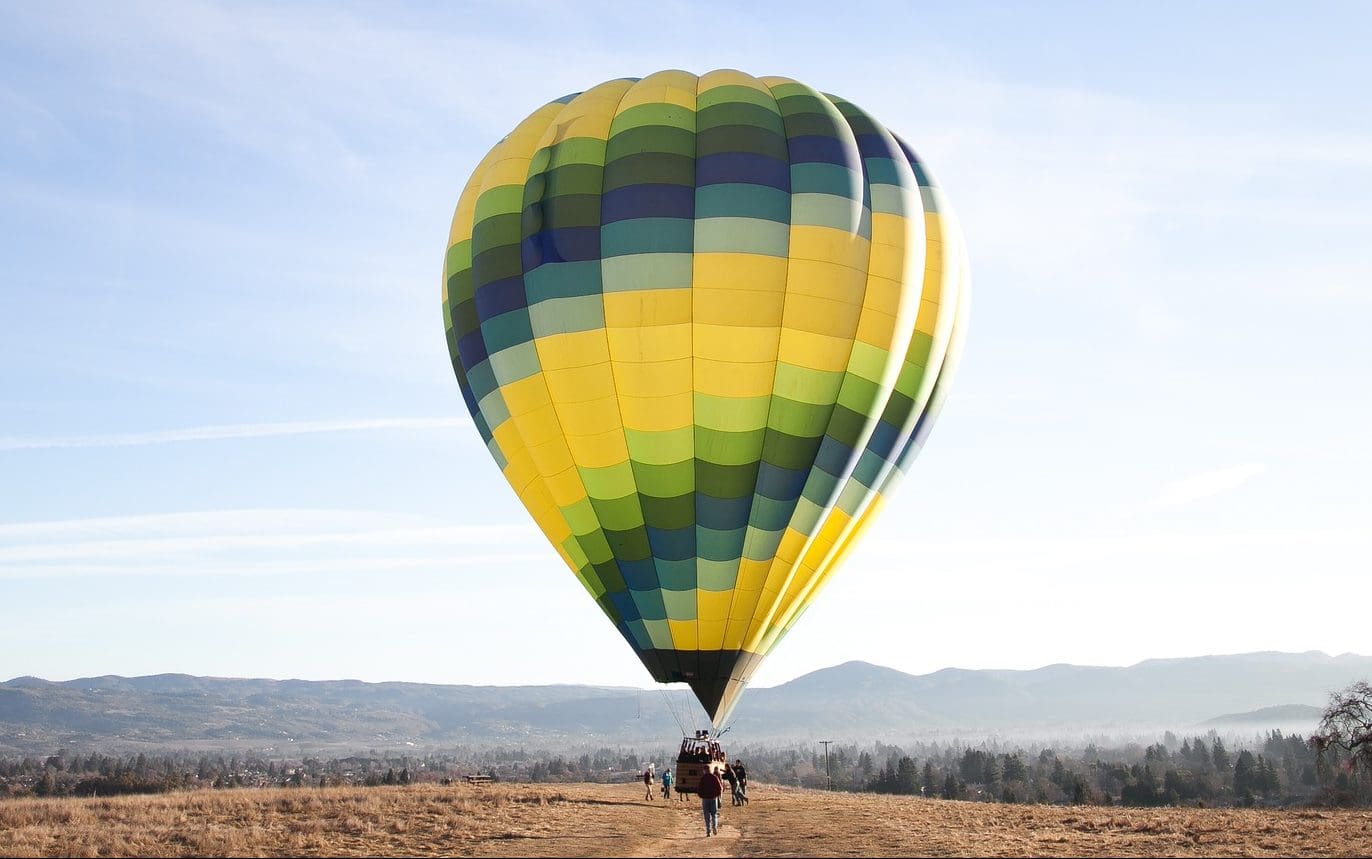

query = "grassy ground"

[{"left": 2, "top": 781, "right": 1370, "bottom": 857}]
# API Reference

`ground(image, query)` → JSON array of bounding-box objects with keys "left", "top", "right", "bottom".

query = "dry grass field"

[{"left": 2, "top": 781, "right": 1370, "bottom": 858}]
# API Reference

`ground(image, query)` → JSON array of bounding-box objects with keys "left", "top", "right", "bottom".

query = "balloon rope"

[{"left": 658, "top": 687, "right": 688, "bottom": 736}]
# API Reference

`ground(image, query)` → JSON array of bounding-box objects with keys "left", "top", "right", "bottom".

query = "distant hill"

[
  {"left": 1200, "top": 703, "right": 1324, "bottom": 727},
  {"left": 1, "top": 651, "right": 1367, "bottom": 755},
  {"left": 733, "top": 651, "right": 1371, "bottom": 738}
]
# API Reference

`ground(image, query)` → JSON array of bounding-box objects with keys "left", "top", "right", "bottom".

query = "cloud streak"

[
  {"left": 1154, "top": 462, "right": 1268, "bottom": 508},
  {"left": 0, "top": 552, "right": 553, "bottom": 581},
  {"left": 0, "top": 417, "right": 468, "bottom": 451},
  {"left": 0, "top": 508, "right": 547, "bottom": 579},
  {"left": 0, "top": 524, "right": 540, "bottom": 564}
]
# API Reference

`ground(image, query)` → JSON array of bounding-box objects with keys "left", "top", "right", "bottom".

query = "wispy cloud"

[
  {"left": 0, "top": 417, "right": 468, "bottom": 450},
  {"left": 0, "top": 508, "right": 545, "bottom": 579},
  {"left": 0, "top": 524, "right": 538, "bottom": 564},
  {"left": 859, "top": 521, "right": 1368, "bottom": 574},
  {"left": 0, "top": 553, "right": 552, "bottom": 581},
  {"left": 1153, "top": 462, "right": 1267, "bottom": 508},
  {"left": 0, "top": 509, "right": 424, "bottom": 539}
]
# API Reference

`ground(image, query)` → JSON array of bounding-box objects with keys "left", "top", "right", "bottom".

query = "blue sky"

[{"left": 2, "top": 2, "right": 1369, "bottom": 702}]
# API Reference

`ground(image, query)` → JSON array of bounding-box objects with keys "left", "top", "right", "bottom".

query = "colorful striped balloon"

[{"left": 442, "top": 70, "right": 969, "bottom": 725}]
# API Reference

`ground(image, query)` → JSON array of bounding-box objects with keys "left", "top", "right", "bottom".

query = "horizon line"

[{"left": 6, "top": 648, "right": 1362, "bottom": 689}]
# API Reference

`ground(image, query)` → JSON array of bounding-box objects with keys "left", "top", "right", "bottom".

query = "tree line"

[
  {"left": 737, "top": 679, "right": 1372, "bottom": 808},
  {"left": 835, "top": 731, "right": 1320, "bottom": 807},
  {"left": 0, "top": 745, "right": 657, "bottom": 799},
  {"left": 4, "top": 681, "right": 1368, "bottom": 807}
]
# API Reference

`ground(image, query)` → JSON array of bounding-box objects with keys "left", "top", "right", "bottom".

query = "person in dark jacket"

[
  {"left": 733, "top": 759, "right": 749, "bottom": 804},
  {"left": 696, "top": 769, "right": 724, "bottom": 836}
]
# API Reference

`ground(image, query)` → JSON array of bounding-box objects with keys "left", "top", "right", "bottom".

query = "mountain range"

[{"left": 2, "top": 651, "right": 1367, "bottom": 755}]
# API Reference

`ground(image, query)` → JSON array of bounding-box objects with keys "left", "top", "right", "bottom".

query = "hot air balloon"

[{"left": 442, "top": 69, "right": 969, "bottom": 727}]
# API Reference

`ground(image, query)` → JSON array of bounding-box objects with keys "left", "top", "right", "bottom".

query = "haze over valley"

[{"left": 3, "top": 651, "right": 1363, "bottom": 755}]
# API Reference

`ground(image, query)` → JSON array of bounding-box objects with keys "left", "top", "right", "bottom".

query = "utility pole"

[{"left": 819, "top": 740, "right": 833, "bottom": 791}]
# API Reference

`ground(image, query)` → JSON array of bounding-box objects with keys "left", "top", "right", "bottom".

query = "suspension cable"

[{"left": 658, "top": 687, "right": 689, "bottom": 737}]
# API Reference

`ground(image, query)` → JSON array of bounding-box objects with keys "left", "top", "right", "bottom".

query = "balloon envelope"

[{"left": 443, "top": 70, "right": 968, "bottom": 725}]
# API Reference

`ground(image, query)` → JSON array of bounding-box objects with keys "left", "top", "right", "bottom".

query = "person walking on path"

[
  {"left": 696, "top": 768, "right": 724, "bottom": 836},
  {"left": 643, "top": 768, "right": 654, "bottom": 800},
  {"left": 660, "top": 768, "right": 674, "bottom": 800}
]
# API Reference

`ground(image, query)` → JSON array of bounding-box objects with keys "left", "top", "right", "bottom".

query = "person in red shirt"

[{"left": 696, "top": 768, "right": 724, "bottom": 836}]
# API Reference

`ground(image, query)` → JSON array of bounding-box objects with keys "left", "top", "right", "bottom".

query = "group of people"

[
  {"left": 722, "top": 760, "right": 748, "bottom": 806},
  {"left": 643, "top": 765, "right": 676, "bottom": 800},
  {"left": 642, "top": 759, "right": 748, "bottom": 837},
  {"left": 694, "top": 759, "right": 747, "bottom": 836}
]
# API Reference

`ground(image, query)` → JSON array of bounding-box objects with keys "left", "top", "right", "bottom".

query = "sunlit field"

[{"left": 3, "top": 781, "right": 1370, "bottom": 858}]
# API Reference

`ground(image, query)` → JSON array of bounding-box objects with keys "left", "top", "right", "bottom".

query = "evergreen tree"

[
  {"left": 1002, "top": 754, "right": 1028, "bottom": 783},
  {"left": 895, "top": 756, "right": 919, "bottom": 795},
  {"left": 1233, "top": 750, "right": 1257, "bottom": 795},
  {"left": 858, "top": 751, "right": 873, "bottom": 779},
  {"left": 1072, "top": 775, "right": 1090, "bottom": 805},
  {"left": 1212, "top": 738, "right": 1231, "bottom": 771},
  {"left": 1191, "top": 738, "right": 1209, "bottom": 768},
  {"left": 1120, "top": 764, "right": 1161, "bottom": 806},
  {"left": 959, "top": 749, "right": 987, "bottom": 783},
  {"left": 1255, "top": 755, "right": 1280, "bottom": 795},
  {"left": 984, "top": 756, "right": 1002, "bottom": 792},
  {"left": 921, "top": 761, "right": 938, "bottom": 797},
  {"left": 941, "top": 771, "right": 959, "bottom": 800},
  {"left": 1051, "top": 758, "right": 1069, "bottom": 791}
]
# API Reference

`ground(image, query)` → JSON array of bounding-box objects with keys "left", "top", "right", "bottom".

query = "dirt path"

[{"left": 629, "top": 796, "right": 743, "bottom": 858}]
